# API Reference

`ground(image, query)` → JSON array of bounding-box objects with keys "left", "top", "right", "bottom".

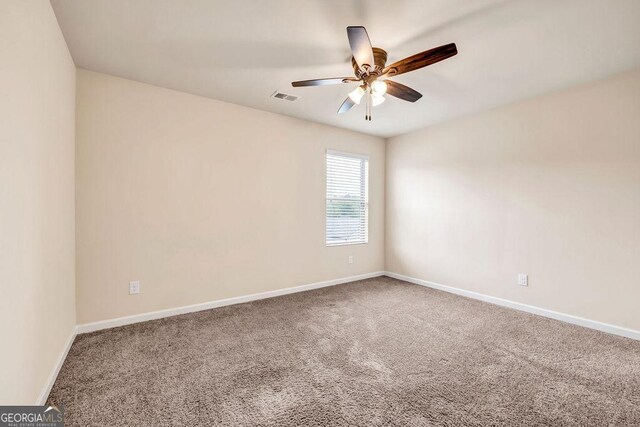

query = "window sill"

[{"left": 326, "top": 241, "right": 368, "bottom": 247}]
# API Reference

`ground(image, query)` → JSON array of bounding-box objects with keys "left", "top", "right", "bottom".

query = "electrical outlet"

[
  {"left": 348, "top": 255, "right": 353, "bottom": 264},
  {"left": 518, "top": 274, "right": 528, "bottom": 287},
  {"left": 129, "top": 280, "right": 140, "bottom": 295}
]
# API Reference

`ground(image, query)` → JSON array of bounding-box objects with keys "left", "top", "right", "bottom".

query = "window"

[{"left": 326, "top": 150, "right": 369, "bottom": 246}]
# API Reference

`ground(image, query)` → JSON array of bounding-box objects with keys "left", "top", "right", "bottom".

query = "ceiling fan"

[{"left": 291, "top": 26, "right": 457, "bottom": 121}]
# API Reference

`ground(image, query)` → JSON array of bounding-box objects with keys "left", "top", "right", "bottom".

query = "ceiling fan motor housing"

[{"left": 352, "top": 47, "right": 388, "bottom": 77}]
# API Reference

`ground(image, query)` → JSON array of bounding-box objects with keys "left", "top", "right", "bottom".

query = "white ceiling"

[{"left": 51, "top": 0, "right": 640, "bottom": 138}]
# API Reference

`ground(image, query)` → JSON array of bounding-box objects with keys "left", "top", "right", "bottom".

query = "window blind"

[{"left": 326, "top": 150, "right": 369, "bottom": 246}]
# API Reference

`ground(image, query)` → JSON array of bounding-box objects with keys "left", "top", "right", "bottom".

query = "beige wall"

[
  {"left": 0, "top": 2, "right": 76, "bottom": 404},
  {"left": 75, "top": 70, "right": 385, "bottom": 324},
  {"left": 386, "top": 68, "right": 640, "bottom": 331}
]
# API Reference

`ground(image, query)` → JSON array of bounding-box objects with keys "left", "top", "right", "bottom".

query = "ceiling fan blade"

[
  {"left": 337, "top": 96, "right": 356, "bottom": 114},
  {"left": 383, "top": 43, "right": 457, "bottom": 77},
  {"left": 384, "top": 80, "right": 422, "bottom": 102},
  {"left": 347, "top": 26, "right": 375, "bottom": 71},
  {"left": 292, "top": 77, "right": 359, "bottom": 87}
]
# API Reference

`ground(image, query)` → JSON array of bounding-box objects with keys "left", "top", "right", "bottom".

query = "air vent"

[{"left": 271, "top": 91, "right": 299, "bottom": 102}]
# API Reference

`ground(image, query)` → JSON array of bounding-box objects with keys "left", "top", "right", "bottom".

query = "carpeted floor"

[{"left": 48, "top": 276, "right": 640, "bottom": 426}]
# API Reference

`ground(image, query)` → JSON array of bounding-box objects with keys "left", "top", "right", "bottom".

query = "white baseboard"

[
  {"left": 37, "top": 326, "right": 77, "bottom": 405},
  {"left": 385, "top": 271, "right": 639, "bottom": 341},
  {"left": 77, "top": 271, "right": 385, "bottom": 334}
]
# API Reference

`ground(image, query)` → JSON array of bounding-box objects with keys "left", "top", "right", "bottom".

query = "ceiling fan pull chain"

[{"left": 364, "top": 88, "right": 368, "bottom": 121}]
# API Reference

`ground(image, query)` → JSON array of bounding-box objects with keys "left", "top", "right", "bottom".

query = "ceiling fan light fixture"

[
  {"left": 371, "top": 93, "right": 385, "bottom": 107},
  {"left": 371, "top": 80, "right": 387, "bottom": 95},
  {"left": 348, "top": 86, "right": 366, "bottom": 104}
]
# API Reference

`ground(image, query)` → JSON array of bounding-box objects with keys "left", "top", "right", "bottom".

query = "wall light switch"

[
  {"left": 348, "top": 256, "right": 353, "bottom": 264},
  {"left": 129, "top": 280, "right": 141, "bottom": 294},
  {"left": 518, "top": 274, "right": 528, "bottom": 287}
]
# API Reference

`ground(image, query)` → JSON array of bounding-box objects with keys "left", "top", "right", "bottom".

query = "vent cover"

[{"left": 271, "top": 91, "right": 299, "bottom": 102}]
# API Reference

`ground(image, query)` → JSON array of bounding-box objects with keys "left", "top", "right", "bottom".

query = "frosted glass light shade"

[{"left": 348, "top": 86, "right": 365, "bottom": 104}]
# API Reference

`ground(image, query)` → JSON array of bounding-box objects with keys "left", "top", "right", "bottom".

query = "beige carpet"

[{"left": 48, "top": 276, "right": 640, "bottom": 426}]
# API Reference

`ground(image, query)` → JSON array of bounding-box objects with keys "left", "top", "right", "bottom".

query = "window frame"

[{"left": 325, "top": 149, "right": 370, "bottom": 247}]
